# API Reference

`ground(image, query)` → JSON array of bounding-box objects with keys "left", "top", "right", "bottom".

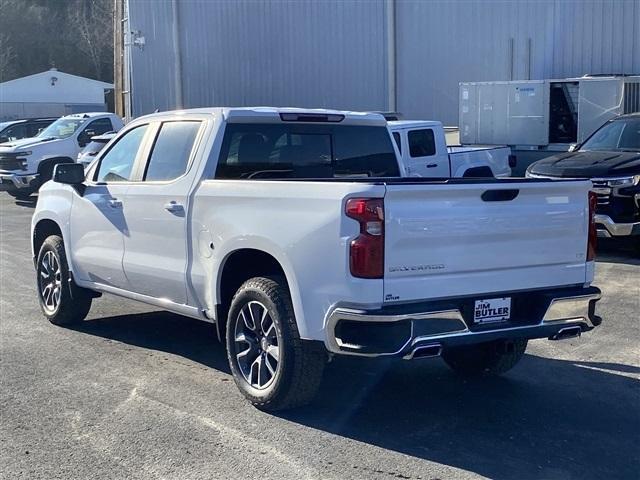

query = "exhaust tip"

[
  {"left": 550, "top": 326, "right": 582, "bottom": 341},
  {"left": 404, "top": 343, "right": 442, "bottom": 360}
]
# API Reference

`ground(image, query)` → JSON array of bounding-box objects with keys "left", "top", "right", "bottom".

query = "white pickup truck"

[
  {"left": 32, "top": 107, "right": 601, "bottom": 410},
  {"left": 389, "top": 120, "right": 514, "bottom": 178},
  {"left": 0, "top": 112, "right": 123, "bottom": 199}
]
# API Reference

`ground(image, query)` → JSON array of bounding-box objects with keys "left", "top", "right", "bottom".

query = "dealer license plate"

[{"left": 474, "top": 297, "right": 511, "bottom": 324}]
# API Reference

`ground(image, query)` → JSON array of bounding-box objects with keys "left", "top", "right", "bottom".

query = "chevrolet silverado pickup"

[
  {"left": 0, "top": 112, "right": 123, "bottom": 199},
  {"left": 388, "top": 120, "right": 514, "bottom": 178},
  {"left": 32, "top": 107, "right": 601, "bottom": 410},
  {"left": 527, "top": 113, "right": 640, "bottom": 246}
]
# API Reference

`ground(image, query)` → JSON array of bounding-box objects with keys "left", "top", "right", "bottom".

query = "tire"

[
  {"left": 7, "top": 190, "right": 35, "bottom": 200},
  {"left": 442, "top": 338, "right": 528, "bottom": 376},
  {"left": 36, "top": 235, "right": 92, "bottom": 326},
  {"left": 225, "top": 276, "right": 326, "bottom": 411}
]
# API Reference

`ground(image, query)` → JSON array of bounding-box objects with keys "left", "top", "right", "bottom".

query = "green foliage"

[{"left": 0, "top": 0, "right": 113, "bottom": 83}]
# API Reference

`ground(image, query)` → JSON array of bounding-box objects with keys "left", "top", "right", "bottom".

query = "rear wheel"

[
  {"left": 225, "top": 276, "right": 326, "bottom": 410},
  {"left": 36, "top": 235, "right": 92, "bottom": 326},
  {"left": 442, "top": 339, "right": 527, "bottom": 376}
]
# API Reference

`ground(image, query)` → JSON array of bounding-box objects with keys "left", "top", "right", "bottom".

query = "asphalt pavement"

[{"left": 1, "top": 194, "right": 639, "bottom": 480}]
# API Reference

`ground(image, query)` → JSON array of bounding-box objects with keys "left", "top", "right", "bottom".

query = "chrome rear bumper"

[{"left": 325, "top": 289, "right": 601, "bottom": 358}]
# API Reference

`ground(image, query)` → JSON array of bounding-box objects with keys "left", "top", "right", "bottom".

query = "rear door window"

[
  {"left": 408, "top": 129, "right": 436, "bottom": 157},
  {"left": 215, "top": 123, "right": 399, "bottom": 179},
  {"left": 144, "top": 121, "right": 201, "bottom": 181}
]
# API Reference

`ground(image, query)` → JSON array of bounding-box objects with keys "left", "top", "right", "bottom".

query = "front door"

[
  {"left": 69, "top": 124, "right": 150, "bottom": 288},
  {"left": 121, "top": 120, "right": 204, "bottom": 305}
]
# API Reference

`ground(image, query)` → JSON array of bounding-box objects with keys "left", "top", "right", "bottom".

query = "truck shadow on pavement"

[
  {"left": 72, "top": 311, "right": 639, "bottom": 480},
  {"left": 596, "top": 240, "right": 640, "bottom": 265}
]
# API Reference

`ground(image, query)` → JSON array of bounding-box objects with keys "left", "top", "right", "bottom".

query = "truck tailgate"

[{"left": 383, "top": 180, "right": 591, "bottom": 303}]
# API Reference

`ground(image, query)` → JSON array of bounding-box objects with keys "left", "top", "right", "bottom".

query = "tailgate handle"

[{"left": 481, "top": 189, "right": 519, "bottom": 202}]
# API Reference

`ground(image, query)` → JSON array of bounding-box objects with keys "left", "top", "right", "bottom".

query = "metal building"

[
  {"left": 119, "top": 0, "right": 640, "bottom": 124},
  {"left": 0, "top": 69, "right": 113, "bottom": 121}
]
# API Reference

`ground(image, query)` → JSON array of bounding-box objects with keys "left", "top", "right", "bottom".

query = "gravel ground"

[{"left": 1, "top": 194, "right": 639, "bottom": 480}]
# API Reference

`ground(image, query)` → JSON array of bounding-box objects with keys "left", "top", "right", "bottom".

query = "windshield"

[
  {"left": 37, "top": 117, "right": 85, "bottom": 139},
  {"left": 581, "top": 118, "right": 640, "bottom": 152}
]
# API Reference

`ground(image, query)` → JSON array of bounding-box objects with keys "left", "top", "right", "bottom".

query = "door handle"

[
  {"left": 164, "top": 201, "right": 184, "bottom": 213},
  {"left": 426, "top": 163, "right": 438, "bottom": 168},
  {"left": 108, "top": 198, "right": 123, "bottom": 208}
]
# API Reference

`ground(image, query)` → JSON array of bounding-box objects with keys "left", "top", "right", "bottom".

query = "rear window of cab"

[{"left": 214, "top": 123, "right": 400, "bottom": 179}]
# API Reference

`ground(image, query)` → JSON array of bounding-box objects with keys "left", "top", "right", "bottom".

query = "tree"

[
  {"left": 0, "top": 0, "right": 113, "bottom": 83},
  {"left": 0, "top": 33, "right": 15, "bottom": 82},
  {"left": 68, "top": 0, "right": 113, "bottom": 80}
]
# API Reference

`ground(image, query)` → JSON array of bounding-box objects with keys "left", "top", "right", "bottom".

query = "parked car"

[
  {"left": 388, "top": 120, "right": 514, "bottom": 177},
  {"left": 0, "top": 117, "right": 57, "bottom": 144},
  {"left": 526, "top": 113, "right": 639, "bottom": 245},
  {"left": 76, "top": 132, "right": 117, "bottom": 167},
  {"left": 32, "top": 107, "right": 601, "bottom": 411},
  {"left": 0, "top": 112, "right": 124, "bottom": 199}
]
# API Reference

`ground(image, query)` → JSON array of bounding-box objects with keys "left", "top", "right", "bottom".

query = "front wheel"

[
  {"left": 225, "top": 276, "right": 326, "bottom": 411},
  {"left": 7, "top": 190, "right": 35, "bottom": 200},
  {"left": 442, "top": 339, "right": 528, "bottom": 376},
  {"left": 36, "top": 235, "right": 93, "bottom": 326}
]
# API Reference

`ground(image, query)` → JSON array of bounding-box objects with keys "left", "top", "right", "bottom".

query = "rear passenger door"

[
  {"left": 405, "top": 128, "right": 450, "bottom": 177},
  {"left": 121, "top": 119, "right": 204, "bottom": 305}
]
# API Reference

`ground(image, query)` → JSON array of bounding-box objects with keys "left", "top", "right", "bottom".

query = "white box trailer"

[{"left": 459, "top": 76, "right": 640, "bottom": 173}]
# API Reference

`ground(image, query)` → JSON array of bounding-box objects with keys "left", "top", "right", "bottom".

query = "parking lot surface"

[{"left": 1, "top": 194, "right": 639, "bottom": 480}]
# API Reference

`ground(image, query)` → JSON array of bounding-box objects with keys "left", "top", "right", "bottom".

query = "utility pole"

[{"left": 113, "top": 0, "right": 124, "bottom": 117}]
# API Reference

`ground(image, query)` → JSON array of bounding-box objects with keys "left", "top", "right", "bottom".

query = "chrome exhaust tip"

[
  {"left": 549, "top": 326, "right": 582, "bottom": 341},
  {"left": 404, "top": 343, "right": 443, "bottom": 360}
]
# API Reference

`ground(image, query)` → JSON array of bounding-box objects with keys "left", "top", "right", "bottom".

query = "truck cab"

[{"left": 389, "top": 120, "right": 513, "bottom": 178}]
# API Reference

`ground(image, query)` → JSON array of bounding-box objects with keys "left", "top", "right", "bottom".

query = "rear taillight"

[
  {"left": 587, "top": 191, "right": 597, "bottom": 261},
  {"left": 345, "top": 198, "right": 384, "bottom": 278}
]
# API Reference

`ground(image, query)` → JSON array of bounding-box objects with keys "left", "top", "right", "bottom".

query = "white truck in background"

[
  {"left": 0, "top": 112, "right": 123, "bottom": 199},
  {"left": 32, "top": 107, "right": 600, "bottom": 411},
  {"left": 389, "top": 120, "right": 514, "bottom": 178}
]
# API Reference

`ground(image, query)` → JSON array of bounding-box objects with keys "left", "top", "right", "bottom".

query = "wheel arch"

[
  {"left": 460, "top": 165, "right": 495, "bottom": 178},
  {"left": 215, "top": 248, "right": 300, "bottom": 342},
  {"left": 32, "top": 218, "right": 63, "bottom": 266}
]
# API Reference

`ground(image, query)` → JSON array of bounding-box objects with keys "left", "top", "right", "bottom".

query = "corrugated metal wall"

[
  {"left": 127, "top": 0, "right": 640, "bottom": 124},
  {"left": 128, "top": 0, "right": 388, "bottom": 117},
  {"left": 396, "top": 0, "right": 640, "bottom": 124}
]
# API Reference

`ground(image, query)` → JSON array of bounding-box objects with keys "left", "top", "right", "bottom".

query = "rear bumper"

[
  {"left": 0, "top": 172, "right": 39, "bottom": 191},
  {"left": 325, "top": 286, "right": 601, "bottom": 358},
  {"left": 594, "top": 214, "right": 640, "bottom": 237}
]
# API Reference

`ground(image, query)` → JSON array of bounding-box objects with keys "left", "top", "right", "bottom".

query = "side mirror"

[
  {"left": 568, "top": 143, "right": 580, "bottom": 152},
  {"left": 0, "top": 136, "right": 8, "bottom": 144},
  {"left": 53, "top": 163, "right": 85, "bottom": 185}
]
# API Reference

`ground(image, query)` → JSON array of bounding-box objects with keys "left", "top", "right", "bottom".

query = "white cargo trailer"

[{"left": 459, "top": 76, "right": 640, "bottom": 174}]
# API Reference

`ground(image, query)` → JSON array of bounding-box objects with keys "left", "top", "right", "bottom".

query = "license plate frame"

[{"left": 473, "top": 297, "right": 511, "bottom": 324}]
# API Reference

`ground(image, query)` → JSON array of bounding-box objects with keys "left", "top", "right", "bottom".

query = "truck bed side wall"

[{"left": 189, "top": 180, "right": 385, "bottom": 340}]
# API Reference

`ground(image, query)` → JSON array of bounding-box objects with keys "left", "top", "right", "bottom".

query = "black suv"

[
  {"left": 0, "top": 117, "right": 57, "bottom": 144},
  {"left": 526, "top": 113, "right": 640, "bottom": 244}
]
